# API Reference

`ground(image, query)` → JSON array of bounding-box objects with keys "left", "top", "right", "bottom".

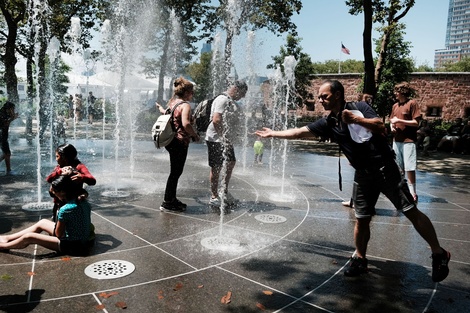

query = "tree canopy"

[
  {"left": 373, "top": 22, "right": 413, "bottom": 117},
  {"left": 202, "top": 0, "right": 302, "bottom": 88},
  {"left": 267, "top": 34, "right": 314, "bottom": 108},
  {"left": 438, "top": 57, "right": 470, "bottom": 72},
  {"left": 346, "top": 0, "right": 415, "bottom": 95}
]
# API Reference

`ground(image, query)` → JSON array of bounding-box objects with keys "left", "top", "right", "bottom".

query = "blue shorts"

[{"left": 353, "top": 159, "right": 416, "bottom": 219}]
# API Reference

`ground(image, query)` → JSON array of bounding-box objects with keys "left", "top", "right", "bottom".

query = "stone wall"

[{"left": 301, "top": 73, "right": 470, "bottom": 121}]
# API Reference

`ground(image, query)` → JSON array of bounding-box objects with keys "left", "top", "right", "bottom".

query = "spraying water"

[
  {"left": 240, "top": 31, "right": 256, "bottom": 172},
  {"left": 68, "top": 17, "right": 81, "bottom": 141},
  {"left": 47, "top": 36, "right": 60, "bottom": 164},
  {"left": 280, "top": 56, "right": 297, "bottom": 196},
  {"left": 22, "top": 0, "right": 53, "bottom": 211}
]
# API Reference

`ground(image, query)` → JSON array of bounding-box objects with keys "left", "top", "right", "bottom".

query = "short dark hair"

[
  {"left": 232, "top": 80, "right": 248, "bottom": 93},
  {"left": 323, "top": 80, "right": 345, "bottom": 102}
]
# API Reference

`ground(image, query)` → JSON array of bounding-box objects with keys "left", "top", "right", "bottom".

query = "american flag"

[{"left": 341, "top": 43, "right": 350, "bottom": 55}]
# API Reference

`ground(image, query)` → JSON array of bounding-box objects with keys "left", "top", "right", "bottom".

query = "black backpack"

[{"left": 192, "top": 98, "right": 215, "bottom": 133}]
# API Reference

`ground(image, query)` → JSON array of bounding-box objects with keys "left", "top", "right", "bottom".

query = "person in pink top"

[
  {"left": 46, "top": 143, "right": 96, "bottom": 222},
  {"left": 390, "top": 82, "right": 421, "bottom": 203}
]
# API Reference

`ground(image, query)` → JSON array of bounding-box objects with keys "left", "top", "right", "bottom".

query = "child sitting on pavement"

[{"left": 0, "top": 172, "right": 94, "bottom": 256}]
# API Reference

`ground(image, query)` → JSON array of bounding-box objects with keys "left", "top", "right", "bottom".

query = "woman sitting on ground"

[{"left": 0, "top": 172, "right": 94, "bottom": 256}]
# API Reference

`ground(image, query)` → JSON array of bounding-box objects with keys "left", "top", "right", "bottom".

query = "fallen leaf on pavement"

[
  {"left": 198, "top": 285, "right": 204, "bottom": 288},
  {"left": 27, "top": 272, "right": 35, "bottom": 276},
  {"left": 115, "top": 301, "right": 127, "bottom": 309},
  {"left": 0, "top": 274, "right": 12, "bottom": 281},
  {"left": 95, "top": 304, "right": 105, "bottom": 310},
  {"left": 256, "top": 302, "right": 266, "bottom": 310},
  {"left": 262, "top": 290, "right": 273, "bottom": 295},
  {"left": 173, "top": 282, "right": 183, "bottom": 291},
  {"left": 157, "top": 290, "right": 164, "bottom": 299},
  {"left": 221, "top": 291, "right": 232, "bottom": 304},
  {"left": 99, "top": 291, "right": 119, "bottom": 299}
]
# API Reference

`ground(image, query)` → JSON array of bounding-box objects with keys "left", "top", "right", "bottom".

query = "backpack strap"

[
  {"left": 168, "top": 100, "right": 187, "bottom": 131},
  {"left": 336, "top": 102, "right": 358, "bottom": 191}
]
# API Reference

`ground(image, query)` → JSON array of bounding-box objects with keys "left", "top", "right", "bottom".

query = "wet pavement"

[{"left": 0, "top": 123, "right": 469, "bottom": 312}]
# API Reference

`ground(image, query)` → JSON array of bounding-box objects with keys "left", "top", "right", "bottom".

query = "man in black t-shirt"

[{"left": 256, "top": 80, "right": 450, "bottom": 283}]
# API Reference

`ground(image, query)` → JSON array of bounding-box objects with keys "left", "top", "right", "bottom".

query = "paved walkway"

[{"left": 0, "top": 122, "right": 468, "bottom": 312}]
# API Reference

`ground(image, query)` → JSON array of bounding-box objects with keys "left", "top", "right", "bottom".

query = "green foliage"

[
  {"left": 437, "top": 57, "right": 470, "bottom": 72},
  {"left": 137, "top": 0, "right": 209, "bottom": 102},
  {"left": 413, "top": 62, "right": 434, "bottom": 72},
  {"left": 373, "top": 23, "right": 414, "bottom": 117},
  {"left": 267, "top": 34, "right": 315, "bottom": 108},
  {"left": 202, "top": 0, "right": 302, "bottom": 81},
  {"left": 311, "top": 59, "right": 365, "bottom": 74},
  {"left": 185, "top": 52, "right": 213, "bottom": 102},
  {"left": 346, "top": 0, "right": 416, "bottom": 96},
  {"left": 203, "top": 0, "right": 302, "bottom": 37}
]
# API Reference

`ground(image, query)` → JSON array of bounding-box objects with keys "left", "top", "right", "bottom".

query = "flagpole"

[{"left": 338, "top": 48, "right": 342, "bottom": 74}]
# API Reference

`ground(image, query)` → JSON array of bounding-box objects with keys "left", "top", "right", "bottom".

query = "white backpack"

[{"left": 151, "top": 101, "right": 184, "bottom": 148}]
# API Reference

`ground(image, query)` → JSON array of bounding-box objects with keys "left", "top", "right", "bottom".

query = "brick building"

[{"left": 296, "top": 73, "right": 470, "bottom": 121}]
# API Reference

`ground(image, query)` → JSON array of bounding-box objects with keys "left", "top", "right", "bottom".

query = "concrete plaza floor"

[{"left": 0, "top": 124, "right": 469, "bottom": 313}]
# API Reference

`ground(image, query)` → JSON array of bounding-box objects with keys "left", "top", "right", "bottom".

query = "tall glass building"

[{"left": 434, "top": 0, "right": 470, "bottom": 68}]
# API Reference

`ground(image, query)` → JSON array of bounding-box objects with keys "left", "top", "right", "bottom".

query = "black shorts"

[
  {"left": 353, "top": 159, "right": 415, "bottom": 218},
  {"left": 1, "top": 139, "right": 10, "bottom": 155},
  {"left": 207, "top": 141, "right": 236, "bottom": 168},
  {"left": 59, "top": 239, "right": 94, "bottom": 256}
]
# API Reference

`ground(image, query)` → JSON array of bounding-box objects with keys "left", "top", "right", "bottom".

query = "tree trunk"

[
  {"left": 362, "top": 0, "right": 376, "bottom": 96},
  {"left": 2, "top": 15, "right": 19, "bottom": 104},
  {"left": 375, "top": 29, "right": 391, "bottom": 88},
  {"left": 38, "top": 32, "right": 49, "bottom": 141},
  {"left": 157, "top": 30, "right": 171, "bottom": 104},
  {"left": 25, "top": 56, "right": 34, "bottom": 136}
]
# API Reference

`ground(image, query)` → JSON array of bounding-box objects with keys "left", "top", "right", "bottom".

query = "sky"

[
  {"left": 225, "top": 0, "right": 449, "bottom": 78},
  {"left": 17, "top": 0, "right": 449, "bottom": 80}
]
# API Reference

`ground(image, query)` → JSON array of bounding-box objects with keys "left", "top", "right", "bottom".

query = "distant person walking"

[
  {"left": 159, "top": 77, "right": 200, "bottom": 212},
  {"left": 87, "top": 91, "right": 96, "bottom": 124},
  {"left": 73, "top": 94, "right": 83, "bottom": 122},
  {"left": 0, "top": 101, "right": 19, "bottom": 175}
]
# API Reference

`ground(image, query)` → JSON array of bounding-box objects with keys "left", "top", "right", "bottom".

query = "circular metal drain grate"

[
  {"left": 22, "top": 202, "right": 53, "bottom": 212},
  {"left": 84, "top": 260, "right": 135, "bottom": 280},
  {"left": 254, "top": 214, "right": 287, "bottom": 224},
  {"left": 101, "top": 190, "right": 130, "bottom": 198},
  {"left": 201, "top": 236, "right": 240, "bottom": 251}
]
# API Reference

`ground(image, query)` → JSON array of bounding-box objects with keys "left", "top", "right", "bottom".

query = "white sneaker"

[{"left": 209, "top": 197, "right": 221, "bottom": 207}]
